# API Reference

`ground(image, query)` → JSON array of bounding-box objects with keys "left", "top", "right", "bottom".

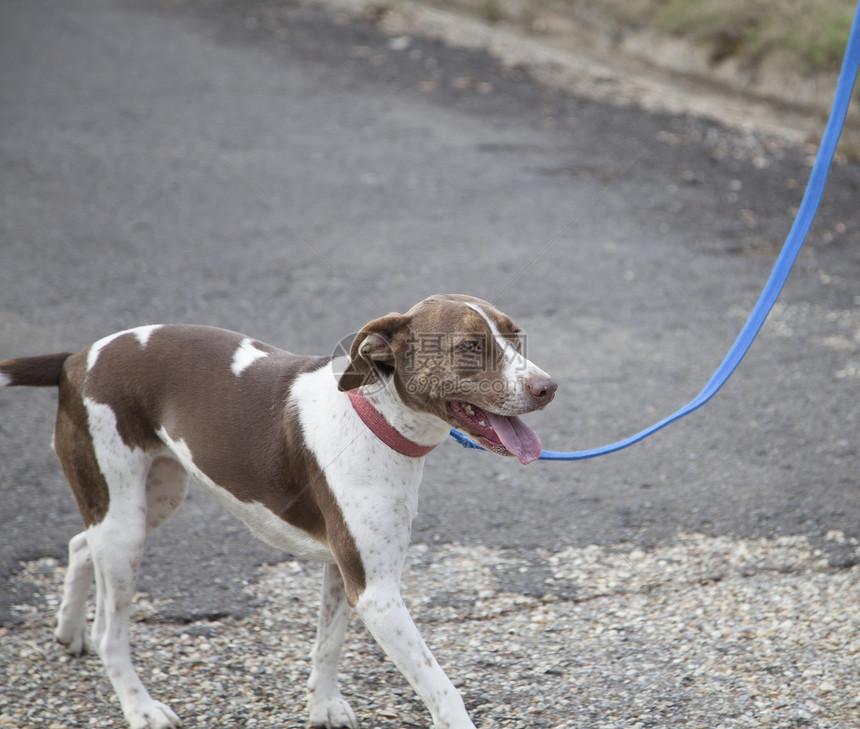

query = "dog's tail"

[{"left": 0, "top": 352, "right": 73, "bottom": 387}]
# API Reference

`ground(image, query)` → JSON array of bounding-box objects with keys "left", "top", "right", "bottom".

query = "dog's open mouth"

[{"left": 447, "top": 401, "right": 542, "bottom": 465}]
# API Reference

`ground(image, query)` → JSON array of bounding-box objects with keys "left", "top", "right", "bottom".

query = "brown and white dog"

[{"left": 0, "top": 294, "right": 556, "bottom": 729}]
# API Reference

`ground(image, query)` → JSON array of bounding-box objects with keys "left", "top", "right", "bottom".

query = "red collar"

[{"left": 347, "top": 389, "right": 437, "bottom": 458}]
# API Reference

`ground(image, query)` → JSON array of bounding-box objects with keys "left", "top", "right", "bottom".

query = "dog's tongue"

[{"left": 487, "top": 413, "right": 542, "bottom": 465}]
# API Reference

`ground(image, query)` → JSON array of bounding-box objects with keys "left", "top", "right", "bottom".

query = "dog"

[{"left": 0, "top": 294, "right": 557, "bottom": 729}]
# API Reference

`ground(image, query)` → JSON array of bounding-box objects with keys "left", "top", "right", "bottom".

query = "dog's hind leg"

[
  {"left": 89, "top": 503, "right": 179, "bottom": 728},
  {"left": 54, "top": 456, "right": 187, "bottom": 662},
  {"left": 55, "top": 530, "right": 95, "bottom": 655},
  {"left": 88, "top": 473, "right": 180, "bottom": 729},
  {"left": 308, "top": 563, "right": 357, "bottom": 729},
  {"left": 83, "top": 402, "right": 180, "bottom": 729}
]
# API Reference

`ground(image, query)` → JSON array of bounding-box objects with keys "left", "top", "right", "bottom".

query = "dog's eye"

[{"left": 459, "top": 341, "right": 482, "bottom": 353}]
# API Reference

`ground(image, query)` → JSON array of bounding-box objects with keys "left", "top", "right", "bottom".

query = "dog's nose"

[{"left": 527, "top": 376, "right": 557, "bottom": 405}]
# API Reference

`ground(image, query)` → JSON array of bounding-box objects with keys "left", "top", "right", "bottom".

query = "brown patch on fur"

[
  {"left": 53, "top": 352, "right": 111, "bottom": 526},
  {"left": 82, "top": 325, "right": 365, "bottom": 598},
  {"left": 0, "top": 352, "right": 73, "bottom": 387}
]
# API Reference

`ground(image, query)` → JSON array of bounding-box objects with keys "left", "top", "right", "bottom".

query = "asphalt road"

[{"left": 1, "top": 0, "right": 859, "bottom": 627}]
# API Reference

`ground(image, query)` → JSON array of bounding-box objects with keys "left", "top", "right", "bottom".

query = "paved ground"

[{"left": 1, "top": 0, "right": 859, "bottom": 727}]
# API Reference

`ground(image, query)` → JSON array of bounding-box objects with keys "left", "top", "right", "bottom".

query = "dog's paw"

[
  {"left": 308, "top": 695, "right": 358, "bottom": 729},
  {"left": 54, "top": 623, "right": 95, "bottom": 656},
  {"left": 125, "top": 699, "right": 181, "bottom": 729}
]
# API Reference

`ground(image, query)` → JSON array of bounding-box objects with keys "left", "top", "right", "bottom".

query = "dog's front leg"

[
  {"left": 308, "top": 563, "right": 358, "bottom": 729},
  {"left": 355, "top": 581, "right": 476, "bottom": 729}
]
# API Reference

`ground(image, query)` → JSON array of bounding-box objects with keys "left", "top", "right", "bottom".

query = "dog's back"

[{"left": 2, "top": 324, "right": 334, "bottom": 529}]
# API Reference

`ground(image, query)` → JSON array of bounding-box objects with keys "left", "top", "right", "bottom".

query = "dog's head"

[{"left": 338, "top": 294, "right": 556, "bottom": 463}]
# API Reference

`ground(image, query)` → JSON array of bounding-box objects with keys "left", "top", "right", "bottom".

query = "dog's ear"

[{"left": 338, "top": 313, "right": 411, "bottom": 391}]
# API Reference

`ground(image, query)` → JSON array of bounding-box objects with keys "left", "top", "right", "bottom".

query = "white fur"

[
  {"left": 132, "top": 324, "right": 161, "bottom": 348},
  {"left": 87, "top": 332, "right": 124, "bottom": 371},
  {"left": 292, "top": 363, "right": 427, "bottom": 531},
  {"left": 83, "top": 398, "right": 180, "bottom": 729},
  {"left": 0, "top": 372, "right": 9, "bottom": 387},
  {"left": 230, "top": 337, "right": 269, "bottom": 376},
  {"left": 87, "top": 325, "right": 162, "bottom": 371},
  {"left": 293, "top": 365, "right": 475, "bottom": 729},
  {"left": 54, "top": 531, "right": 95, "bottom": 655},
  {"left": 465, "top": 302, "right": 550, "bottom": 409},
  {"left": 307, "top": 564, "right": 358, "bottom": 729}
]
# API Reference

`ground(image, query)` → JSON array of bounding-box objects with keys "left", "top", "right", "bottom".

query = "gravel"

[{"left": 2, "top": 531, "right": 860, "bottom": 728}]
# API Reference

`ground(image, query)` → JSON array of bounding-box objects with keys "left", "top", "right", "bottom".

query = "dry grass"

[
  {"left": 444, "top": 0, "right": 856, "bottom": 77},
  {"left": 585, "top": 0, "right": 856, "bottom": 74}
]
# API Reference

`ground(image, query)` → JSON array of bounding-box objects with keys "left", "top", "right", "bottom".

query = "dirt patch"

[{"left": 320, "top": 0, "right": 860, "bottom": 152}]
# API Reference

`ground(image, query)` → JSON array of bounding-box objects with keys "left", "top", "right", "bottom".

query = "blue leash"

[{"left": 451, "top": 2, "right": 860, "bottom": 461}]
